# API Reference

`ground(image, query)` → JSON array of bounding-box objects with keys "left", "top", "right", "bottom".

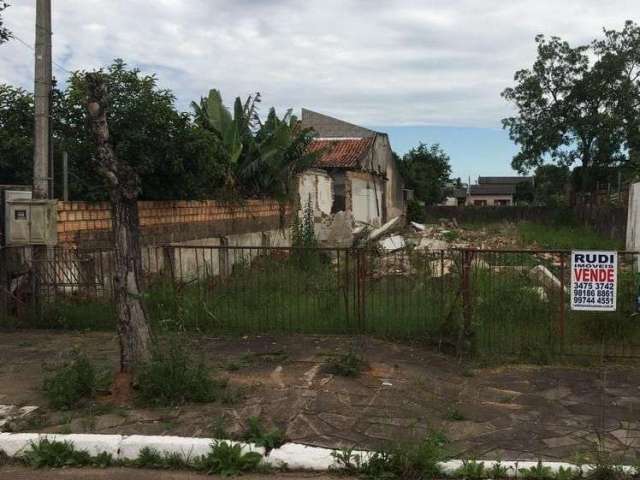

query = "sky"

[{"left": 2, "top": 1, "right": 639, "bottom": 181}]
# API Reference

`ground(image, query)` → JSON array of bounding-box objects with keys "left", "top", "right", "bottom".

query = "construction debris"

[
  {"left": 410, "top": 221, "right": 426, "bottom": 231},
  {"left": 379, "top": 234, "right": 406, "bottom": 252},
  {"left": 367, "top": 216, "right": 402, "bottom": 242},
  {"left": 0, "top": 405, "right": 38, "bottom": 431}
]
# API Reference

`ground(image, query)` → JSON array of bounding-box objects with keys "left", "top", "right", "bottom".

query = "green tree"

[
  {"left": 192, "top": 89, "right": 319, "bottom": 200},
  {"left": 0, "top": 85, "right": 33, "bottom": 184},
  {"left": 0, "top": 2, "right": 11, "bottom": 45},
  {"left": 593, "top": 21, "right": 640, "bottom": 174},
  {"left": 502, "top": 35, "right": 622, "bottom": 181},
  {"left": 60, "top": 60, "right": 224, "bottom": 201},
  {"left": 398, "top": 143, "right": 452, "bottom": 205},
  {"left": 533, "top": 164, "right": 569, "bottom": 205}
]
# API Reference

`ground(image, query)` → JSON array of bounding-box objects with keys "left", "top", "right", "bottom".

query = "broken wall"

[
  {"left": 297, "top": 169, "right": 333, "bottom": 219},
  {"left": 347, "top": 171, "right": 385, "bottom": 225}
]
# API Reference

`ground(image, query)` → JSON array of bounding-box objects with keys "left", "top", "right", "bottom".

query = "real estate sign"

[{"left": 570, "top": 251, "right": 617, "bottom": 311}]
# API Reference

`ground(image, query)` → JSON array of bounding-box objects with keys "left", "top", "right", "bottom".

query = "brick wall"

[{"left": 57, "top": 199, "right": 289, "bottom": 247}]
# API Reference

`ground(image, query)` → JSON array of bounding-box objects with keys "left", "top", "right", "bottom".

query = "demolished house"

[{"left": 298, "top": 109, "right": 405, "bottom": 226}]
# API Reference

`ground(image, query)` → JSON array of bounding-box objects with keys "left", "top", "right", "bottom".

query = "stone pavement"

[{"left": 1, "top": 332, "right": 639, "bottom": 462}]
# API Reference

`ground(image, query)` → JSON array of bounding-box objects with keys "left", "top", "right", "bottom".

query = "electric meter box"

[{"left": 4, "top": 193, "right": 58, "bottom": 246}]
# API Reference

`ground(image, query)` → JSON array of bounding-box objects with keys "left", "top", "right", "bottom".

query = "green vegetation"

[
  {"left": 323, "top": 351, "right": 367, "bottom": 378},
  {"left": 456, "top": 459, "right": 487, "bottom": 480},
  {"left": 242, "top": 417, "right": 285, "bottom": 451},
  {"left": 332, "top": 432, "right": 448, "bottom": 480},
  {"left": 43, "top": 353, "right": 98, "bottom": 410},
  {"left": 194, "top": 441, "right": 264, "bottom": 476},
  {"left": 22, "top": 439, "right": 113, "bottom": 468},
  {"left": 517, "top": 221, "right": 622, "bottom": 250},
  {"left": 446, "top": 406, "right": 466, "bottom": 421},
  {"left": 136, "top": 337, "right": 227, "bottom": 406},
  {"left": 519, "top": 461, "right": 554, "bottom": 480}
]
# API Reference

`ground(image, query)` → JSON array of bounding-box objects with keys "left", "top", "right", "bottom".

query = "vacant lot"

[{"left": 1, "top": 331, "right": 639, "bottom": 462}]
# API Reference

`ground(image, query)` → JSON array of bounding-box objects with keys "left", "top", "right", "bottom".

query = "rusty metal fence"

[{"left": 1, "top": 245, "right": 639, "bottom": 359}]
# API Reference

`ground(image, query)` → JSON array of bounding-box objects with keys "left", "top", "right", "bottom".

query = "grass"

[
  {"left": 322, "top": 351, "right": 367, "bottom": 377},
  {"left": 332, "top": 431, "right": 448, "bottom": 480},
  {"left": 16, "top": 439, "right": 264, "bottom": 475},
  {"left": 242, "top": 417, "right": 285, "bottom": 451},
  {"left": 42, "top": 353, "right": 98, "bottom": 410},
  {"left": 517, "top": 222, "right": 622, "bottom": 250},
  {"left": 19, "top": 235, "right": 640, "bottom": 363},
  {"left": 136, "top": 336, "right": 227, "bottom": 406}
]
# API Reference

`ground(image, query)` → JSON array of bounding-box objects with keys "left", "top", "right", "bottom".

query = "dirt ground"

[
  {"left": 1, "top": 331, "right": 639, "bottom": 462},
  {"left": 0, "top": 466, "right": 342, "bottom": 480}
]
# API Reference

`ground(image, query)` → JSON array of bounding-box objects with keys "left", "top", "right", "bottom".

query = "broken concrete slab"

[
  {"left": 379, "top": 234, "right": 406, "bottom": 252},
  {"left": 529, "top": 265, "right": 567, "bottom": 293},
  {"left": 367, "top": 216, "right": 401, "bottom": 242},
  {"left": 418, "top": 237, "right": 449, "bottom": 250},
  {"left": 410, "top": 221, "right": 426, "bottom": 231},
  {"left": 0, "top": 405, "right": 38, "bottom": 430}
]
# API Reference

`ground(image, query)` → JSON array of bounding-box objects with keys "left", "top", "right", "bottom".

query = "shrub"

[
  {"left": 136, "top": 337, "right": 225, "bottom": 406},
  {"left": 519, "top": 461, "right": 554, "bottom": 480},
  {"left": 243, "top": 417, "right": 285, "bottom": 451},
  {"left": 456, "top": 460, "right": 487, "bottom": 480},
  {"left": 323, "top": 351, "right": 367, "bottom": 378},
  {"left": 194, "top": 441, "right": 263, "bottom": 476},
  {"left": 43, "top": 353, "right": 97, "bottom": 409},
  {"left": 22, "top": 439, "right": 92, "bottom": 468},
  {"left": 333, "top": 432, "right": 447, "bottom": 480},
  {"left": 407, "top": 199, "right": 426, "bottom": 223}
]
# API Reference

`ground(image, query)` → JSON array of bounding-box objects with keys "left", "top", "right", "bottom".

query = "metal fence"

[{"left": 1, "top": 244, "right": 639, "bottom": 359}]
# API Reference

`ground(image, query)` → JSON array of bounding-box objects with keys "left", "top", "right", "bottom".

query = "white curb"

[{"left": 0, "top": 433, "right": 635, "bottom": 475}]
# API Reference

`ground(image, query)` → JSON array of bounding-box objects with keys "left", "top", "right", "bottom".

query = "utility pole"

[
  {"left": 32, "top": 0, "right": 52, "bottom": 311},
  {"left": 33, "top": 0, "right": 52, "bottom": 200}
]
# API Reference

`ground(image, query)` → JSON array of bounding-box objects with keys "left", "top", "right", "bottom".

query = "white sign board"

[{"left": 570, "top": 251, "right": 617, "bottom": 311}]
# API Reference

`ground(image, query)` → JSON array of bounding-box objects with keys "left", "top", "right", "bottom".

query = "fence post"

[
  {"left": 354, "top": 248, "right": 366, "bottom": 332},
  {"left": 458, "top": 249, "right": 474, "bottom": 356},
  {"left": 559, "top": 253, "right": 566, "bottom": 352}
]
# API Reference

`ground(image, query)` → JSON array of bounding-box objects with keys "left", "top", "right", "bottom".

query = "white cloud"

[{"left": 1, "top": 0, "right": 639, "bottom": 128}]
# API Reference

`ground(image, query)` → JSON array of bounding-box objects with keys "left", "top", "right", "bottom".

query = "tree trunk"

[{"left": 86, "top": 73, "right": 151, "bottom": 374}]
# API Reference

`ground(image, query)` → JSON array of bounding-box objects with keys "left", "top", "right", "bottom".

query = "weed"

[
  {"left": 333, "top": 432, "right": 447, "bottom": 480},
  {"left": 243, "top": 417, "right": 285, "bottom": 451},
  {"left": 443, "top": 230, "right": 459, "bottom": 242},
  {"left": 456, "top": 459, "right": 486, "bottom": 480},
  {"left": 555, "top": 466, "right": 578, "bottom": 480},
  {"left": 220, "top": 385, "right": 244, "bottom": 405},
  {"left": 323, "top": 351, "right": 367, "bottom": 378},
  {"left": 446, "top": 406, "right": 466, "bottom": 421},
  {"left": 134, "top": 448, "right": 189, "bottom": 470},
  {"left": 22, "top": 438, "right": 93, "bottom": 468},
  {"left": 210, "top": 417, "right": 229, "bottom": 439},
  {"left": 462, "top": 368, "right": 475, "bottom": 378},
  {"left": 0, "top": 450, "right": 11, "bottom": 466},
  {"left": 520, "top": 461, "right": 554, "bottom": 480},
  {"left": 489, "top": 460, "right": 510, "bottom": 479},
  {"left": 194, "top": 441, "right": 263, "bottom": 476},
  {"left": 136, "top": 337, "right": 226, "bottom": 406},
  {"left": 43, "top": 353, "right": 97, "bottom": 409}
]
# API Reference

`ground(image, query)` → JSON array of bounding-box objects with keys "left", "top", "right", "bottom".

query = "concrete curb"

[{"left": 0, "top": 433, "right": 634, "bottom": 475}]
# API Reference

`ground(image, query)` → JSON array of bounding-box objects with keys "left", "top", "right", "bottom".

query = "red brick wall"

[{"left": 57, "top": 200, "right": 289, "bottom": 247}]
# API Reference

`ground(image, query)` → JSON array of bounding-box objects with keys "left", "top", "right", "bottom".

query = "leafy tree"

[
  {"left": 398, "top": 143, "right": 452, "bottom": 205},
  {"left": 533, "top": 164, "right": 569, "bottom": 205},
  {"left": 502, "top": 35, "right": 622, "bottom": 180},
  {"left": 60, "top": 60, "right": 224, "bottom": 201},
  {"left": 192, "top": 89, "right": 318, "bottom": 200},
  {"left": 0, "top": 2, "right": 11, "bottom": 45},
  {"left": 593, "top": 21, "right": 640, "bottom": 173},
  {"left": 503, "top": 22, "right": 640, "bottom": 187},
  {"left": 0, "top": 85, "right": 33, "bottom": 184}
]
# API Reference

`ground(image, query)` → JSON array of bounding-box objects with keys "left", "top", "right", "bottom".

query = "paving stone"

[
  {"left": 542, "top": 435, "right": 581, "bottom": 448},
  {"left": 317, "top": 413, "right": 357, "bottom": 430}
]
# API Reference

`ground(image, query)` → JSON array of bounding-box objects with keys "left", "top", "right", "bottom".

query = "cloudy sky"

[{"left": 2, "top": 1, "right": 639, "bottom": 180}]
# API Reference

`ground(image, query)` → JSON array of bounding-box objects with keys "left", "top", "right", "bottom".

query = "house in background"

[
  {"left": 298, "top": 109, "right": 405, "bottom": 225},
  {"left": 466, "top": 176, "right": 534, "bottom": 206}
]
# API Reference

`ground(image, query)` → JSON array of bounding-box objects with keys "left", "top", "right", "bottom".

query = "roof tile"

[{"left": 308, "top": 137, "right": 374, "bottom": 168}]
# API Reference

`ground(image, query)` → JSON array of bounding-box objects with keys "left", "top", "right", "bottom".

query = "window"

[{"left": 473, "top": 200, "right": 487, "bottom": 206}]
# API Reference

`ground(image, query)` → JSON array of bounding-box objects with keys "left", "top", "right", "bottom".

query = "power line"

[{"left": 11, "top": 32, "right": 72, "bottom": 75}]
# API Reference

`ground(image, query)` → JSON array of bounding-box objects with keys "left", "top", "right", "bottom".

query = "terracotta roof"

[{"left": 308, "top": 137, "right": 375, "bottom": 168}]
